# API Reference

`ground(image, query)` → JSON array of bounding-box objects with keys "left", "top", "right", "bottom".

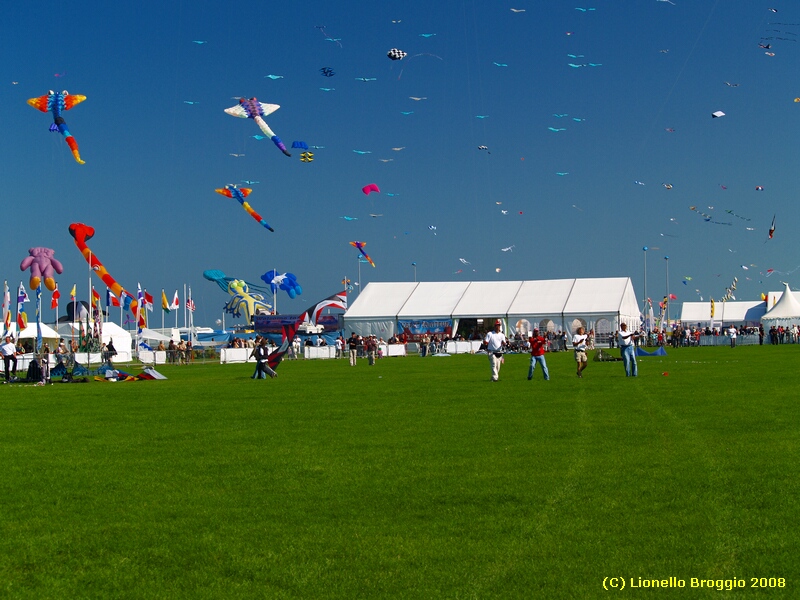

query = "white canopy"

[
  {"left": 5, "top": 322, "right": 60, "bottom": 349},
  {"left": 343, "top": 278, "right": 640, "bottom": 337},
  {"left": 761, "top": 283, "right": 800, "bottom": 326},
  {"left": 680, "top": 300, "right": 766, "bottom": 325},
  {"left": 56, "top": 321, "right": 133, "bottom": 362}
]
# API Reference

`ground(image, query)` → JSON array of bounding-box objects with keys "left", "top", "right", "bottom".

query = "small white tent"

[
  {"left": 6, "top": 322, "right": 60, "bottom": 350},
  {"left": 56, "top": 322, "right": 133, "bottom": 362},
  {"left": 761, "top": 283, "right": 800, "bottom": 327}
]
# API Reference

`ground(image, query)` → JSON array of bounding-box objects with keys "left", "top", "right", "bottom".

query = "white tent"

[
  {"left": 343, "top": 278, "right": 640, "bottom": 338},
  {"left": 761, "top": 283, "right": 800, "bottom": 327},
  {"left": 56, "top": 321, "right": 133, "bottom": 362},
  {"left": 6, "top": 322, "right": 60, "bottom": 350},
  {"left": 680, "top": 300, "right": 765, "bottom": 326}
]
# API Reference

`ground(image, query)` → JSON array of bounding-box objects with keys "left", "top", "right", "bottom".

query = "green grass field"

[{"left": 1, "top": 346, "right": 798, "bottom": 599}]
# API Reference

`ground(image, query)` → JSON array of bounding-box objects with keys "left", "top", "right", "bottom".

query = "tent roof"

[
  {"left": 344, "top": 282, "right": 419, "bottom": 318},
  {"left": 344, "top": 278, "right": 640, "bottom": 323},
  {"left": 507, "top": 279, "right": 576, "bottom": 316},
  {"left": 7, "top": 322, "right": 59, "bottom": 340},
  {"left": 451, "top": 281, "right": 523, "bottom": 319},
  {"left": 680, "top": 300, "right": 766, "bottom": 324},
  {"left": 396, "top": 281, "right": 470, "bottom": 319},
  {"left": 762, "top": 283, "right": 800, "bottom": 322},
  {"left": 562, "top": 277, "right": 635, "bottom": 315}
]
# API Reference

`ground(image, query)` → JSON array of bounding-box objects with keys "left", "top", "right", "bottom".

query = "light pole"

[
  {"left": 642, "top": 246, "right": 648, "bottom": 315},
  {"left": 664, "top": 255, "right": 670, "bottom": 327},
  {"left": 412, "top": 262, "right": 417, "bottom": 282}
]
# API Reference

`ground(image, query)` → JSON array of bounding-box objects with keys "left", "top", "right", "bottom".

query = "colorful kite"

[
  {"left": 27, "top": 90, "right": 86, "bottom": 164},
  {"left": 768, "top": 215, "right": 776, "bottom": 240},
  {"left": 387, "top": 48, "right": 407, "bottom": 60},
  {"left": 300, "top": 152, "right": 314, "bottom": 162},
  {"left": 261, "top": 270, "right": 303, "bottom": 299},
  {"left": 215, "top": 184, "right": 274, "bottom": 232},
  {"left": 68, "top": 223, "right": 145, "bottom": 326},
  {"left": 20, "top": 247, "right": 63, "bottom": 291},
  {"left": 362, "top": 183, "right": 380, "bottom": 195},
  {"left": 224, "top": 98, "right": 291, "bottom": 157},
  {"left": 292, "top": 141, "right": 308, "bottom": 149},
  {"left": 350, "top": 241, "right": 376, "bottom": 267}
]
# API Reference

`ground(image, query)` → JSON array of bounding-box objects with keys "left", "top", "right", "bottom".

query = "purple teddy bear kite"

[{"left": 20, "top": 247, "right": 64, "bottom": 291}]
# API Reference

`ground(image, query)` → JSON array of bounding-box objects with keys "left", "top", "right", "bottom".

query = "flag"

[
  {"left": 143, "top": 290, "right": 154, "bottom": 311},
  {"left": 51, "top": 285, "right": 60, "bottom": 310},
  {"left": 3, "top": 281, "right": 11, "bottom": 332},
  {"left": 669, "top": 293, "right": 677, "bottom": 301},
  {"left": 107, "top": 288, "right": 120, "bottom": 307},
  {"left": 186, "top": 298, "right": 196, "bottom": 312},
  {"left": 161, "top": 290, "right": 171, "bottom": 313},
  {"left": 170, "top": 290, "right": 180, "bottom": 311},
  {"left": 92, "top": 287, "right": 101, "bottom": 307},
  {"left": 710, "top": 298, "right": 715, "bottom": 318},
  {"left": 121, "top": 290, "right": 133, "bottom": 310},
  {"left": 69, "top": 284, "right": 76, "bottom": 300},
  {"left": 17, "top": 283, "right": 29, "bottom": 304}
]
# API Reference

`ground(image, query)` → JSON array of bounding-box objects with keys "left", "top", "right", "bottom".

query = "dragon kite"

[{"left": 27, "top": 90, "right": 86, "bottom": 164}]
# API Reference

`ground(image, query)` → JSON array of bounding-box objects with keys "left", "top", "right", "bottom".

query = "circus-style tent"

[{"left": 761, "top": 283, "right": 800, "bottom": 327}]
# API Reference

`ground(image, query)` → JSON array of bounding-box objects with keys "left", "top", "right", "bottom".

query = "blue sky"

[{"left": 2, "top": 1, "right": 798, "bottom": 327}]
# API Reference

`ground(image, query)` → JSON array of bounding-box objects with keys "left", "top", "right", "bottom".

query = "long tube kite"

[
  {"left": 224, "top": 97, "right": 291, "bottom": 157},
  {"left": 350, "top": 241, "right": 376, "bottom": 267},
  {"left": 68, "top": 223, "right": 145, "bottom": 327},
  {"left": 27, "top": 90, "right": 86, "bottom": 164},
  {"left": 215, "top": 184, "right": 274, "bottom": 232}
]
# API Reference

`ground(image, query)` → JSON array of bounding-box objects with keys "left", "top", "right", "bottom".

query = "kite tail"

[
  {"left": 65, "top": 135, "right": 85, "bottom": 164},
  {"left": 254, "top": 115, "right": 291, "bottom": 157},
  {"left": 271, "top": 136, "right": 291, "bottom": 157}
]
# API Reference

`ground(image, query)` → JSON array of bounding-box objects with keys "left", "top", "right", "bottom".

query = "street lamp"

[
  {"left": 664, "top": 255, "right": 670, "bottom": 327},
  {"left": 642, "top": 246, "right": 648, "bottom": 314}
]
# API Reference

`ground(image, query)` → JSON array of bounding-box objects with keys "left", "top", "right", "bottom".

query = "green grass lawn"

[{"left": 1, "top": 346, "right": 798, "bottom": 599}]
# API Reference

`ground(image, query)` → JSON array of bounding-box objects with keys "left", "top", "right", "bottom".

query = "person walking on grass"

[
  {"left": 348, "top": 332, "right": 359, "bottom": 366},
  {"left": 617, "top": 322, "right": 639, "bottom": 377},
  {"left": 527, "top": 329, "right": 550, "bottom": 381},
  {"left": 572, "top": 326, "right": 588, "bottom": 378},
  {"left": 484, "top": 320, "right": 507, "bottom": 382}
]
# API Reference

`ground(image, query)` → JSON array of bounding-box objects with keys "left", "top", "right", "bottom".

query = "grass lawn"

[{"left": 0, "top": 345, "right": 798, "bottom": 599}]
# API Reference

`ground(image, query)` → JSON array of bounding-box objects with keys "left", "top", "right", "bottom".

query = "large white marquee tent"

[
  {"left": 761, "top": 283, "right": 800, "bottom": 327},
  {"left": 343, "top": 278, "right": 640, "bottom": 338}
]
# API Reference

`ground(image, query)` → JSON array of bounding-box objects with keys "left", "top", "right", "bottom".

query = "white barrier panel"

[
  {"left": 304, "top": 346, "right": 337, "bottom": 359},
  {"left": 139, "top": 351, "right": 168, "bottom": 365},
  {"left": 446, "top": 341, "right": 482, "bottom": 354},
  {"left": 382, "top": 344, "right": 407, "bottom": 357},
  {"left": 220, "top": 348, "right": 254, "bottom": 364}
]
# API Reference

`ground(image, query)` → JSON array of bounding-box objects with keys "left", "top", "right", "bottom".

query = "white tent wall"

[
  {"left": 343, "top": 278, "right": 640, "bottom": 339},
  {"left": 8, "top": 322, "right": 60, "bottom": 350}
]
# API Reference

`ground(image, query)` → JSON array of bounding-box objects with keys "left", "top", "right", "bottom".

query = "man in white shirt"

[
  {"left": 1, "top": 336, "right": 18, "bottom": 383},
  {"left": 572, "top": 326, "right": 588, "bottom": 378},
  {"left": 617, "top": 322, "right": 639, "bottom": 377},
  {"left": 728, "top": 325, "right": 737, "bottom": 348},
  {"left": 484, "top": 320, "right": 507, "bottom": 382}
]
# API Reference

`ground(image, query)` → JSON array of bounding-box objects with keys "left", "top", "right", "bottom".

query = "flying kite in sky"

[
  {"left": 350, "top": 241, "right": 376, "bottom": 267},
  {"left": 320, "top": 67, "right": 335, "bottom": 77},
  {"left": 292, "top": 141, "right": 308, "bottom": 149},
  {"left": 355, "top": 77, "right": 377, "bottom": 82},
  {"left": 353, "top": 150, "right": 372, "bottom": 155},
  {"left": 768, "top": 215, "right": 776, "bottom": 240},
  {"left": 387, "top": 48, "right": 407, "bottom": 60},
  {"left": 20, "top": 247, "right": 63, "bottom": 291},
  {"left": 69, "top": 223, "right": 145, "bottom": 327},
  {"left": 27, "top": 90, "right": 86, "bottom": 164},
  {"left": 362, "top": 183, "right": 380, "bottom": 195},
  {"left": 261, "top": 270, "right": 303, "bottom": 299},
  {"left": 264, "top": 75, "right": 284, "bottom": 80},
  {"left": 224, "top": 98, "right": 291, "bottom": 157},
  {"left": 300, "top": 152, "right": 313, "bottom": 162},
  {"left": 712, "top": 110, "right": 726, "bottom": 118},
  {"left": 215, "top": 184, "right": 274, "bottom": 232},
  {"left": 340, "top": 216, "right": 358, "bottom": 221}
]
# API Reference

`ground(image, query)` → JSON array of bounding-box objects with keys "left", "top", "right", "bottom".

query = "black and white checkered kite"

[{"left": 387, "top": 48, "right": 407, "bottom": 61}]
